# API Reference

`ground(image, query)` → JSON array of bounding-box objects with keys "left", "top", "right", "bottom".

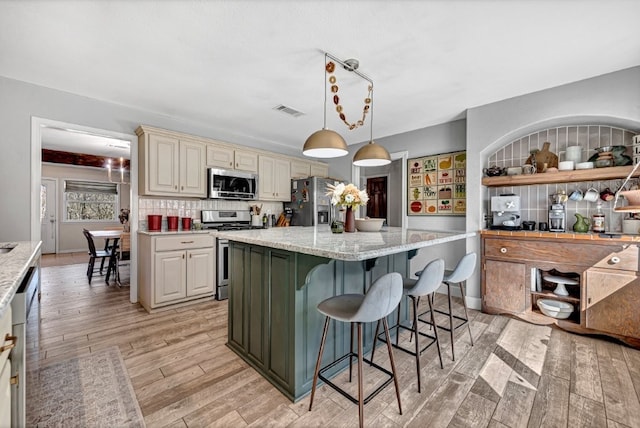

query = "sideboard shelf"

[{"left": 482, "top": 165, "right": 640, "bottom": 187}]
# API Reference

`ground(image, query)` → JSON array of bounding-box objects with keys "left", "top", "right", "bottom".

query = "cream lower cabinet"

[
  {"left": 139, "top": 233, "right": 215, "bottom": 311},
  {"left": 259, "top": 155, "right": 291, "bottom": 201},
  {"left": 1, "top": 307, "right": 12, "bottom": 428}
]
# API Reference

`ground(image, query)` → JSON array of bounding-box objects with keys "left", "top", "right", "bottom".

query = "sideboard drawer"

[{"left": 483, "top": 238, "right": 636, "bottom": 268}]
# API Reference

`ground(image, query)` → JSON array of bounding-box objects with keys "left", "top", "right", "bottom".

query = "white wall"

[{"left": 42, "top": 163, "right": 130, "bottom": 252}]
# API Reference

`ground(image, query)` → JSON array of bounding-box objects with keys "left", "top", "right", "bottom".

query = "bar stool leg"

[
  {"left": 429, "top": 294, "right": 444, "bottom": 369},
  {"left": 459, "top": 282, "right": 474, "bottom": 346},
  {"left": 309, "top": 317, "right": 330, "bottom": 411},
  {"left": 370, "top": 320, "right": 381, "bottom": 363},
  {"left": 349, "top": 322, "right": 355, "bottom": 382},
  {"left": 411, "top": 296, "right": 422, "bottom": 393},
  {"left": 382, "top": 317, "right": 402, "bottom": 416},
  {"left": 447, "top": 284, "right": 455, "bottom": 360},
  {"left": 357, "top": 322, "right": 364, "bottom": 428}
]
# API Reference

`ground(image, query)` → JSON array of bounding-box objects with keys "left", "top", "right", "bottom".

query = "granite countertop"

[
  {"left": 481, "top": 229, "right": 640, "bottom": 243},
  {"left": 213, "top": 227, "right": 476, "bottom": 261},
  {"left": 0, "top": 241, "right": 42, "bottom": 319}
]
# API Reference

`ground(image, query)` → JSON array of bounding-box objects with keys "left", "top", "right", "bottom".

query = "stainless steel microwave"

[{"left": 207, "top": 168, "right": 258, "bottom": 200}]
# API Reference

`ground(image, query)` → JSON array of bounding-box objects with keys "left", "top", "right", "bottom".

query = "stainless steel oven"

[
  {"left": 203, "top": 210, "right": 254, "bottom": 301},
  {"left": 216, "top": 238, "right": 229, "bottom": 300}
]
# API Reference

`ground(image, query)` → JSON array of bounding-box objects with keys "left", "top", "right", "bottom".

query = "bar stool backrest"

[
  {"left": 354, "top": 272, "right": 403, "bottom": 323},
  {"left": 407, "top": 258, "right": 445, "bottom": 297},
  {"left": 445, "top": 253, "right": 477, "bottom": 283}
]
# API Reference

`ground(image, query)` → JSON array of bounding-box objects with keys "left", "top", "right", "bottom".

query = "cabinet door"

[
  {"left": 267, "top": 249, "right": 293, "bottom": 388},
  {"left": 179, "top": 140, "right": 206, "bottom": 196},
  {"left": 310, "top": 163, "right": 329, "bottom": 178},
  {"left": 0, "top": 359, "right": 10, "bottom": 428},
  {"left": 155, "top": 251, "right": 187, "bottom": 304},
  {"left": 234, "top": 149, "right": 259, "bottom": 172},
  {"left": 229, "top": 243, "right": 247, "bottom": 351},
  {"left": 148, "top": 134, "right": 179, "bottom": 194},
  {"left": 483, "top": 259, "right": 527, "bottom": 313},
  {"left": 186, "top": 248, "right": 214, "bottom": 297},
  {"left": 585, "top": 269, "right": 640, "bottom": 339},
  {"left": 258, "top": 156, "right": 277, "bottom": 200},
  {"left": 206, "top": 144, "right": 235, "bottom": 169},
  {"left": 273, "top": 158, "right": 291, "bottom": 201},
  {"left": 290, "top": 160, "right": 310, "bottom": 179}
]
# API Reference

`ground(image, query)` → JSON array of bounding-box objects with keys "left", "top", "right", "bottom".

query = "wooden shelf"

[
  {"left": 531, "top": 290, "right": 580, "bottom": 305},
  {"left": 482, "top": 165, "right": 640, "bottom": 187}
]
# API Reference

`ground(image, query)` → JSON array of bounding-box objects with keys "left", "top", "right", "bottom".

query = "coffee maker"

[
  {"left": 549, "top": 192, "right": 567, "bottom": 232},
  {"left": 490, "top": 195, "right": 521, "bottom": 229}
]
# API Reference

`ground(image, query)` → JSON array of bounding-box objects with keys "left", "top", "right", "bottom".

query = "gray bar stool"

[
  {"left": 309, "top": 272, "right": 403, "bottom": 428},
  {"left": 417, "top": 252, "right": 476, "bottom": 361},
  {"left": 372, "top": 258, "right": 445, "bottom": 393}
]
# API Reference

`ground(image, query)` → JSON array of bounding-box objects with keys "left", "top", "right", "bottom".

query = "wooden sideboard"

[{"left": 481, "top": 231, "right": 640, "bottom": 348}]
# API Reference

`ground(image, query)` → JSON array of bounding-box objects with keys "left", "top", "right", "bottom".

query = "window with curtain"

[{"left": 64, "top": 180, "right": 118, "bottom": 221}]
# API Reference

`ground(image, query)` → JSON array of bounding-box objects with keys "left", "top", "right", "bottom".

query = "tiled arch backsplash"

[{"left": 486, "top": 125, "right": 639, "bottom": 232}]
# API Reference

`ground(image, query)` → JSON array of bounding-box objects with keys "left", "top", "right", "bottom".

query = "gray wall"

[
  {"left": 465, "top": 65, "right": 640, "bottom": 305},
  {"left": 0, "top": 76, "right": 303, "bottom": 242}
]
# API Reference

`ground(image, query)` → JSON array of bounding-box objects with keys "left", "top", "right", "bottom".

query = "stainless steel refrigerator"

[{"left": 284, "top": 177, "right": 335, "bottom": 227}]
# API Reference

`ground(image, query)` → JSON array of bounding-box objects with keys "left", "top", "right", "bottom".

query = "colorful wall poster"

[{"left": 408, "top": 151, "right": 466, "bottom": 216}]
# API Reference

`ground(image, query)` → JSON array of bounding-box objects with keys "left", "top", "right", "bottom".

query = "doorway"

[
  {"left": 40, "top": 178, "right": 57, "bottom": 254},
  {"left": 31, "top": 117, "right": 139, "bottom": 303},
  {"left": 366, "top": 176, "right": 387, "bottom": 221}
]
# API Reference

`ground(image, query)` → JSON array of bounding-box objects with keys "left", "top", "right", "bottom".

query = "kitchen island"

[{"left": 214, "top": 226, "right": 475, "bottom": 401}]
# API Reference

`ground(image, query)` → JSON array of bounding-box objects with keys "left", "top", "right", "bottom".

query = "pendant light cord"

[{"left": 323, "top": 53, "right": 328, "bottom": 129}]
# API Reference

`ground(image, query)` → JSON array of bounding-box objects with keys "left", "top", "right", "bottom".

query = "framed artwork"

[{"left": 407, "top": 151, "right": 466, "bottom": 216}]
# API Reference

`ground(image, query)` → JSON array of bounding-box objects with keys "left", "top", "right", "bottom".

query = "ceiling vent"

[{"left": 273, "top": 104, "right": 305, "bottom": 118}]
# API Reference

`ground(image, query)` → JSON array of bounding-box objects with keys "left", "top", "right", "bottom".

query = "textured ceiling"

[{"left": 1, "top": 1, "right": 639, "bottom": 157}]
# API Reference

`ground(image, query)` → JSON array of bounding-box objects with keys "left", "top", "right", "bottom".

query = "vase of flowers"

[
  {"left": 119, "top": 208, "right": 130, "bottom": 232},
  {"left": 326, "top": 183, "right": 369, "bottom": 233}
]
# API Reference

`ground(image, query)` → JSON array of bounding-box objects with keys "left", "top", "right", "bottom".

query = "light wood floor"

[{"left": 27, "top": 262, "right": 640, "bottom": 427}]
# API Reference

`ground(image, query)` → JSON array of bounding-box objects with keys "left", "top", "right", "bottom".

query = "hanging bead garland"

[{"left": 325, "top": 61, "right": 372, "bottom": 131}]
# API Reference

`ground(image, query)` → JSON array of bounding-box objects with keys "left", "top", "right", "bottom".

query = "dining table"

[{"left": 89, "top": 230, "right": 129, "bottom": 285}]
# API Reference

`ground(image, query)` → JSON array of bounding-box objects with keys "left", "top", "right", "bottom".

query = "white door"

[{"left": 40, "top": 178, "right": 57, "bottom": 254}]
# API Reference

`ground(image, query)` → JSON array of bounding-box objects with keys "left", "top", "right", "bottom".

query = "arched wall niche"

[{"left": 482, "top": 116, "right": 640, "bottom": 233}]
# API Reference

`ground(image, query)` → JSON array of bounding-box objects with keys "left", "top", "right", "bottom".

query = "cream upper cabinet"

[
  {"left": 206, "top": 145, "right": 234, "bottom": 169},
  {"left": 259, "top": 155, "right": 291, "bottom": 201},
  {"left": 234, "top": 149, "right": 259, "bottom": 172},
  {"left": 206, "top": 145, "right": 259, "bottom": 173},
  {"left": 291, "top": 160, "right": 329, "bottom": 179},
  {"left": 290, "top": 160, "right": 311, "bottom": 179},
  {"left": 310, "top": 163, "right": 329, "bottom": 178},
  {"left": 138, "top": 128, "right": 206, "bottom": 197},
  {"left": 147, "top": 133, "right": 180, "bottom": 194},
  {"left": 179, "top": 139, "right": 206, "bottom": 196}
]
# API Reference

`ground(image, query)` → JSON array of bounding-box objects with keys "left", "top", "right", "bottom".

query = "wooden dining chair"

[{"left": 82, "top": 229, "right": 115, "bottom": 284}]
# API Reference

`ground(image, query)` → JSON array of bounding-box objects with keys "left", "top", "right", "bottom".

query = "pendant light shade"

[
  {"left": 353, "top": 141, "right": 391, "bottom": 166},
  {"left": 303, "top": 53, "right": 348, "bottom": 159},
  {"left": 303, "top": 129, "right": 348, "bottom": 158}
]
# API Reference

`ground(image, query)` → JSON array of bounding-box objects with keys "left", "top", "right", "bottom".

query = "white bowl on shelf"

[
  {"left": 354, "top": 218, "right": 385, "bottom": 232},
  {"left": 537, "top": 299, "right": 574, "bottom": 319}
]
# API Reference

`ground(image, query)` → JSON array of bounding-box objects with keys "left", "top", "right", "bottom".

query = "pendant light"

[
  {"left": 303, "top": 54, "right": 348, "bottom": 158},
  {"left": 353, "top": 83, "right": 391, "bottom": 167}
]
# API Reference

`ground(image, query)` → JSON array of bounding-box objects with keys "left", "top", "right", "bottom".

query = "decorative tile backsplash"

[
  {"left": 137, "top": 197, "right": 283, "bottom": 230},
  {"left": 486, "top": 125, "right": 639, "bottom": 232}
]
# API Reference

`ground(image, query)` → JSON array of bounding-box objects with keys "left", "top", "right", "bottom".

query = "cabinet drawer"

[
  {"left": 484, "top": 238, "right": 638, "bottom": 269},
  {"left": 155, "top": 234, "right": 213, "bottom": 252}
]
